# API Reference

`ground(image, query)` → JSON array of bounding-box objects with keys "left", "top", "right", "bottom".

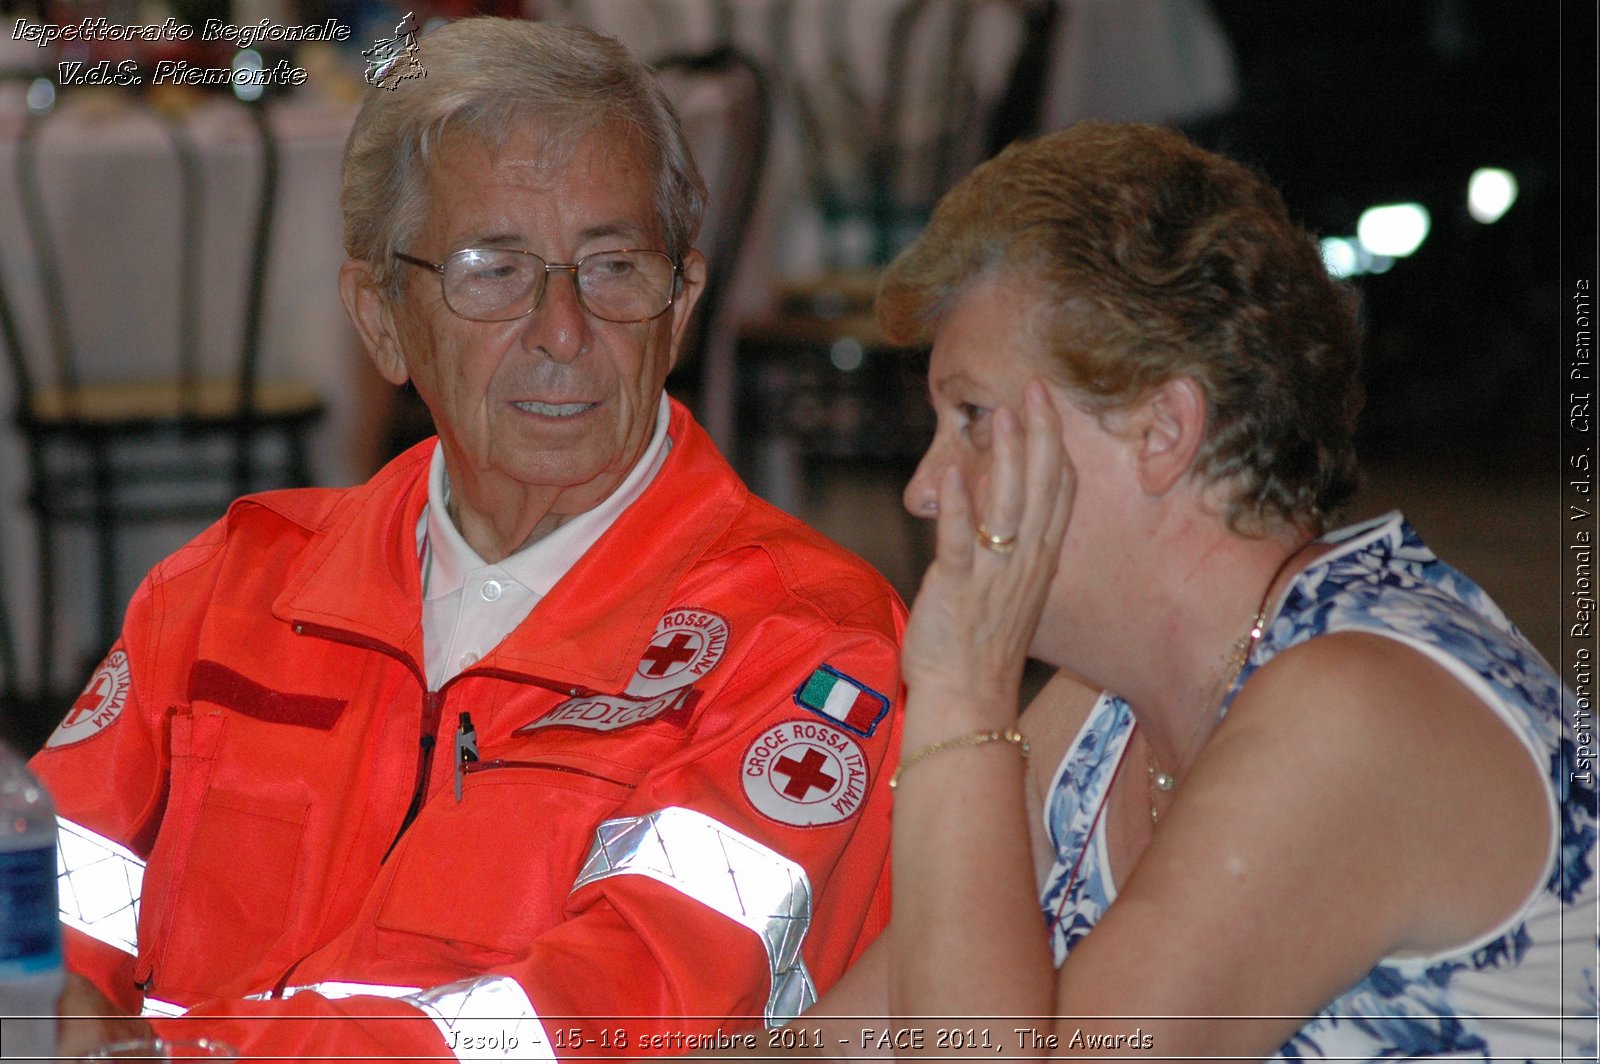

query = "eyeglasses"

[{"left": 394, "top": 248, "right": 682, "bottom": 324}]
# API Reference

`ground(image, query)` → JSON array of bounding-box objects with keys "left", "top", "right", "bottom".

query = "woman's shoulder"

[
  {"left": 1279, "top": 514, "right": 1554, "bottom": 697},
  {"left": 1216, "top": 630, "right": 1555, "bottom": 954},
  {"left": 1236, "top": 628, "right": 1503, "bottom": 738},
  {"left": 1263, "top": 513, "right": 1566, "bottom": 766},
  {"left": 1227, "top": 628, "right": 1547, "bottom": 791}
]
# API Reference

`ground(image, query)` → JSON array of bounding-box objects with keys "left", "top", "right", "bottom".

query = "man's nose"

[{"left": 523, "top": 268, "right": 591, "bottom": 362}]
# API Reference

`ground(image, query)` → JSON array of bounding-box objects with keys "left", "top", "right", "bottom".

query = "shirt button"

[
  {"left": 460, "top": 651, "right": 480, "bottom": 669},
  {"left": 480, "top": 579, "right": 503, "bottom": 602}
]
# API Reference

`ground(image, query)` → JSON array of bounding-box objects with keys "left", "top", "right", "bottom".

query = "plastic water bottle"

[{"left": 0, "top": 741, "right": 63, "bottom": 1061}]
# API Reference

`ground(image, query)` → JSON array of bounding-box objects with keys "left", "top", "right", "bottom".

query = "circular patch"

[
  {"left": 626, "top": 608, "right": 729, "bottom": 697},
  {"left": 742, "top": 720, "right": 869, "bottom": 827},
  {"left": 48, "top": 648, "right": 131, "bottom": 748}
]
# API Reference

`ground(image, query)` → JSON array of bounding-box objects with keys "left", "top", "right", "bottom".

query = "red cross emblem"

[
  {"left": 64, "top": 675, "right": 110, "bottom": 726},
  {"left": 48, "top": 648, "right": 130, "bottom": 749},
  {"left": 774, "top": 747, "right": 839, "bottom": 800},
  {"left": 742, "top": 722, "right": 867, "bottom": 827},
  {"left": 628, "top": 609, "right": 729, "bottom": 697},
  {"left": 639, "top": 632, "right": 701, "bottom": 677}
]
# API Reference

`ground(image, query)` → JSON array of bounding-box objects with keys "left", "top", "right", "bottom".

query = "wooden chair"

[{"left": 0, "top": 88, "right": 324, "bottom": 697}]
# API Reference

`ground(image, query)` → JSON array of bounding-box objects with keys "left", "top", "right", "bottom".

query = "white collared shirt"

[{"left": 418, "top": 394, "right": 672, "bottom": 689}]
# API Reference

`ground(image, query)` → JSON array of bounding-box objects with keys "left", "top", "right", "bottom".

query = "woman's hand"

[
  {"left": 890, "top": 380, "right": 1072, "bottom": 1029},
  {"left": 901, "top": 380, "right": 1074, "bottom": 725}
]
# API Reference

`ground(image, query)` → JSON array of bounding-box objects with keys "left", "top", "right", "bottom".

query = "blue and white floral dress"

[{"left": 1037, "top": 513, "right": 1598, "bottom": 1060}]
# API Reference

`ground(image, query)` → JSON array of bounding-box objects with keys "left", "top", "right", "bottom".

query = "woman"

[{"left": 844, "top": 122, "right": 1593, "bottom": 1060}]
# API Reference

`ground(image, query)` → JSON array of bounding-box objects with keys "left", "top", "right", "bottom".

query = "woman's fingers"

[
  {"left": 934, "top": 464, "right": 976, "bottom": 571},
  {"left": 904, "top": 378, "right": 1073, "bottom": 701},
  {"left": 980, "top": 406, "right": 1026, "bottom": 549},
  {"left": 975, "top": 381, "right": 1070, "bottom": 562},
  {"left": 1023, "top": 380, "right": 1073, "bottom": 553}
]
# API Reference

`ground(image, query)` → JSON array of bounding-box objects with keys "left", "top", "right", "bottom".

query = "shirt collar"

[
  {"left": 422, "top": 393, "right": 674, "bottom": 600},
  {"left": 279, "top": 398, "right": 748, "bottom": 692}
]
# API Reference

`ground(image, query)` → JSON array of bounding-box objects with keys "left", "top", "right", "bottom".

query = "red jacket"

[{"left": 34, "top": 401, "right": 903, "bottom": 1061}]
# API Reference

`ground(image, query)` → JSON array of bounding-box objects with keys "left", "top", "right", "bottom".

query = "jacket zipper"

[
  {"left": 462, "top": 758, "right": 630, "bottom": 786},
  {"left": 383, "top": 689, "right": 446, "bottom": 860}
]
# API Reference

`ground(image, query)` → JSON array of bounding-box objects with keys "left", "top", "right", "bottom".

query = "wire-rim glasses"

[{"left": 394, "top": 247, "right": 682, "bottom": 324}]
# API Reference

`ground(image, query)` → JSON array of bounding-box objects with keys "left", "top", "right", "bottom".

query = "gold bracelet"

[{"left": 889, "top": 727, "right": 1030, "bottom": 790}]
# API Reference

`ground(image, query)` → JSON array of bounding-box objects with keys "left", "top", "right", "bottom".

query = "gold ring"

[{"left": 976, "top": 524, "right": 1017, "bottom": 554}]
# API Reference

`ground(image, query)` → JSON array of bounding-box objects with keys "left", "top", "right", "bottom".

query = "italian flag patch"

[{"left": 794, "top": 665, "right": 890, "bottom": 738}]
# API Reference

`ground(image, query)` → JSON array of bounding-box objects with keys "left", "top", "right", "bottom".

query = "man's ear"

[
  {"left": 1130, "top": 376, "right": 1208, "bottom": 496},
  {"left": 663, "top": 250, "right": 707, "bottom": 373},
  {"left": 339, "top": 259, "right": 410, "bottom": 386}
]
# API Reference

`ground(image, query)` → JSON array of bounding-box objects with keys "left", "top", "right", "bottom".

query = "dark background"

[{"left": 1196, "top": 0, "right": 1570, "bottom": 468}]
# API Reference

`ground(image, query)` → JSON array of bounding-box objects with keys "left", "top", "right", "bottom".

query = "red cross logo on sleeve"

[
  {"left": 743, "top": 722, "right": 867, "bottom": 827},
  {"left": 774, "top": 747, "right": 839, "bottom": 800},
  {"left": 63, "top": 675, "right": 110, "bottom": 727},
  {"left": 48, "top": 648, "right": 131, "bottom": 749}
]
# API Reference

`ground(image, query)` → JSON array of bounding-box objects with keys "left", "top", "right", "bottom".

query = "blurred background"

[{"left": 0, "top": 0, "right": 1587, "bottom": 752}]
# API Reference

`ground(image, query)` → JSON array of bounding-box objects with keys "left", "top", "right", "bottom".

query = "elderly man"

[{"left": 34, "top": 18, "right": 903, "bottom": 1061}]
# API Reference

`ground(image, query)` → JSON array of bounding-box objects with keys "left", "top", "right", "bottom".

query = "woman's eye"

[{"left": 957, "top": 403, "right": 993, "bottom": 445}]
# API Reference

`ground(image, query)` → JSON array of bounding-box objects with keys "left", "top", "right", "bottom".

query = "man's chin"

[{"left": 506, "top": 455, "right": 629, "bottom": 511}]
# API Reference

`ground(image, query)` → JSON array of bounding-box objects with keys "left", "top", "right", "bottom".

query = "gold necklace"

[{"left": 1145, "top": 547, "right": 1302, "bottom": 828}]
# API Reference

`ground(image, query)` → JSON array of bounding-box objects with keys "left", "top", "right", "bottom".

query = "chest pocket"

[
  {"left": 139, "top": 710, "right": 311, "bottom": 1002},
  {"left": 375, "top": 764, "right": 633, "bottom": 961}
]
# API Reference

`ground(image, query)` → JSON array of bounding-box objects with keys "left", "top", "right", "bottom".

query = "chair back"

[
  {"left": 3, "top": 86, "right": 279, "bottom": 427},
  {"left": 776, "top": 0, "right": 1052, "bottom": 267},
  {"left": 655, "top": 46, "right": 772, "bottom": 389}
]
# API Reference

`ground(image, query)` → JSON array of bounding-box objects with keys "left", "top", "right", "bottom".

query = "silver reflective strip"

[
  {"left": 140, "top": 997, "right": 185, "bottom": 1018},
  {"left": 574, "top": 806, "right": 816, "bottom": 1026},
  {"left": 271, "top": 981, "right": 422, "bottom": 1001},
  {"left": 56, "top": 816, "right": 144, "bottom": 956},
  {"left": 406, "top": 975, "right": 554, "bottom": 1062}
]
